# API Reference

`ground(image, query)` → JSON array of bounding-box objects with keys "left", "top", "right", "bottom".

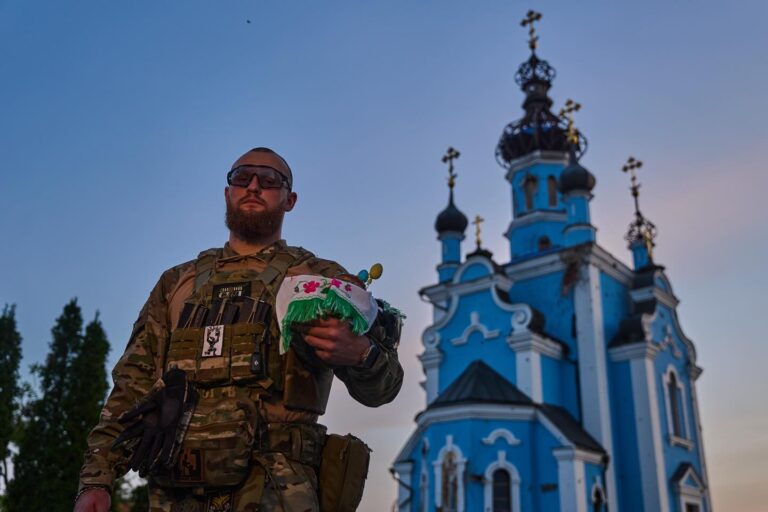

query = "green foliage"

[
  {"left": 5, "top": 299, "right": 110, "bottom": 512},
  {"left": 0, "top": 305, "right": 22, "bottom": 491}
]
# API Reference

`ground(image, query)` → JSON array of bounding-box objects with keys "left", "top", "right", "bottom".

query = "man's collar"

[{"left": 222, "top": 239, "right": 288, "bottom": 259}]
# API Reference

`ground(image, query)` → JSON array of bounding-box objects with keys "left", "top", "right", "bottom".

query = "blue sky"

[{"left": 1, "top": 1, "right": 767, "bottom": 510}]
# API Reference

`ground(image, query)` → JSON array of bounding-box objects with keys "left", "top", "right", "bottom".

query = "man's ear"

[{"left": 284, "top": 191, "right": 298, "bottom": 212}]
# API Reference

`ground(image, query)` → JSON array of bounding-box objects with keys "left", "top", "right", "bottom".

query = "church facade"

[{"left": 392, "top": 13, "right": 711, "bottom": 512}]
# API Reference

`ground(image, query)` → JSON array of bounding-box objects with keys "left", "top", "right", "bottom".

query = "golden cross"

[
  {"left": 442, "top": 146, "right": 461, "bottom": 189},
  {"left": 520, "top": 10, "right": 543, "bottom": 51},
  {"left": 472, "top": 215, "right": 484, "bottom": 248},
  {"left": 558, "top": 99, "right": 582, "bottom": 146}
]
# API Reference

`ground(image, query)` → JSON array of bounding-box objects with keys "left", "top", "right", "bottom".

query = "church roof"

[
  {"left": 430, "top": 360, "right": 533, "bottom": 408},
  {"left": 427, "top": 360, "right": 606, "bottom": 456},
  {"left": 538, "top": 404, "right": 606, "bottom": 454}
]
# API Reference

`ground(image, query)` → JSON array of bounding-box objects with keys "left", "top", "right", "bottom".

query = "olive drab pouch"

[
  {"left": 150, "top": 395, "right": 258, "bottom": 488},
  {"left": 318, "top": 434, "right": 371, "bottom": 512}
]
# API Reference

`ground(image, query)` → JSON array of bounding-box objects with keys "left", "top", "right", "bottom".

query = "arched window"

[
  {"left": 668, "top": 372, "right": 683, "bottom": 437},
  {"left": 523, "top": 175, "right": 538, "bottom": 210},
  {"left": 547, "top": 175, "right": 558, "bottom": 207},
  {"left": 538, "top": 236, "right": 551, "bottom": 251},
  {"left": 441, "top": 452, "right": 459, "bottom": 512},
  {"left": 492, "top": 469, "right": 512, "bottom": 512}
]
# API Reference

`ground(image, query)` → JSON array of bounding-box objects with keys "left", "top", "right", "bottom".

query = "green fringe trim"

[{"left": 279, "top": 289, "right": 371, "bottom": 353}]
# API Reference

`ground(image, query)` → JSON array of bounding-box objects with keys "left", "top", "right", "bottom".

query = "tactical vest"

[{"left": 156, "top": 246, "right": 334, "bottom": 488}]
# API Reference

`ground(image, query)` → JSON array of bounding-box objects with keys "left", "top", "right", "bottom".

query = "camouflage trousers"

[{"left": 148, "top": 453, "right": 320, "bottom": 512}]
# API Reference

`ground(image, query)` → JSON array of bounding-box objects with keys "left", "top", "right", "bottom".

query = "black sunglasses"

[{"left": 227, "top": 165, "right": 290, "bottom": 190}]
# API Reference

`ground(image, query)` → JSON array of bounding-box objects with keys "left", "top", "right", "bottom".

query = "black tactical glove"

[{"left": 112, "top": 368, "right": 197, "bottom": 477}]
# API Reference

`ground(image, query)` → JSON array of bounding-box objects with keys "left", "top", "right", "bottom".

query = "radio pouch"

[{"left": 318, "top": 433, "right": 371, "bottom": 512}]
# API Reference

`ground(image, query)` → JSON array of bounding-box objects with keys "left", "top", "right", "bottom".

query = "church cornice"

[
  {"left": 608, "top": 341, "right": 660, "bottom": 362},
  {"left": 630, "top": 285, "right": 679, "bottom": 309},
  {"left": 503, "top": 150, "right": 569, "bottom": 182},
  {"left": 504, "top": 210, "right": 567, "bottom": 238},
  {"left": 508, "top": 331, "right": 564, "bottom": 359}
]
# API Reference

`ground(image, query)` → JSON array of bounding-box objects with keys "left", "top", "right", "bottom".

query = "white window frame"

[
  {"left": 483, "top": 451, "right": 521, "bottom": 512},
  {"left": 662, "top": 365, "right": 693, "bottom": 449}
]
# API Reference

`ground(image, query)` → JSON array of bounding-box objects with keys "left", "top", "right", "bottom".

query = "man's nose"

[{"left": 245, "top": 175, "right": 262, "bottom": 192}]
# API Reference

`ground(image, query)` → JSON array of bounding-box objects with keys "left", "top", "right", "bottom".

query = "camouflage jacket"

[{"left": 79, "top": 240, "right": 404, "bottom": 492}]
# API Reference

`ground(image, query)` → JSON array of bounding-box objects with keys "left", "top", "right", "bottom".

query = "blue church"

[{"left": 392, "top": 12, "right": 711, "bottom": 512}]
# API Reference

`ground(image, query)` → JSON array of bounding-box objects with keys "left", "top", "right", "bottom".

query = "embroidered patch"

[
  {"left": 202, "top": 325, "right": 224, "bottom": 357},
  {"left": 206, "top": 492, "right": 233, "bottom": 512},
  {"left": 212, "top": 281, "right": 251, "bottom": 300},
  {"left": 174, "top": 448, "right": 203, "bottom": 483}
]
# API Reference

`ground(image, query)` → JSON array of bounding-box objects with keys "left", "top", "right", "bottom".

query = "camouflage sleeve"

[
  {"left": 78, "top": 267, "right": 181, "bottom": 492},
  {"left": 333, "top": 306, "right": 404, "bottom": 407},
  {"left": 300, "top": 255, "right": 404, "bottom": 407}
]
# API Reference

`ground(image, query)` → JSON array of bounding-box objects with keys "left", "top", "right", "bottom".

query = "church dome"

[
  {"left": 496, "top": 53, "right": 587, "bottom": 168},
  {"left": 435, "top": 191, "right": 468, "bottom": 234},
  {"left": 559, "top": 149, "right": 596, "bottom": 193}
]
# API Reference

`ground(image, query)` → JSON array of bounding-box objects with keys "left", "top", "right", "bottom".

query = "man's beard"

[{"left": 225, "top": 197, "right": 284, "bottom": 244}]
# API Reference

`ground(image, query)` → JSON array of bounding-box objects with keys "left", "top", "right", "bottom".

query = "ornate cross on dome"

[
  {"left": 521, "top": 10, "right": 543, "bottom": 51},
  {"left": 622, "top": 156, "right": 643, "bottom": 215},
  {"left": 622, "top": 156, "right": 657, "bottom": 259},
  {"left": 558, "top": 99, "right": 582, "bottom": 146},
  {"left": 442, "top": 146, "right": 461, "bottom": 189},
  {"left": 472, "top": 215, "right": 484, "bottom": 249}
]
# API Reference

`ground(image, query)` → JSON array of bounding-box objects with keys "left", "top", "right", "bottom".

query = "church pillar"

[
  {"left": 573, "top": 263, "right": 619, "bottom": 511},
  {"left": 609, "top": 343, "right": 669, "bottom": 512}
]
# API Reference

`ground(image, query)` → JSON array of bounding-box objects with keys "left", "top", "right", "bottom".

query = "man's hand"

[
  {"left": 73, "top": 487, "right": 110, "bottom": 512},
  {"left": 298, "top": 317, "right": 371, "bottom": 366}
]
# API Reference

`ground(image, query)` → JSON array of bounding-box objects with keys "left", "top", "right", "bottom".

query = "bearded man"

[{"left": 74, "top": 147, "right": 404, "bottom": 512}]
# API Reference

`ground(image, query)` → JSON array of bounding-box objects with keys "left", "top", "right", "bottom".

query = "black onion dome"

[
  {"left": 435, "top": 190, "right": 468, "bottom": 234},
  {"left": 496, "top": 53, "right": 586, "bottom": 168},
  {"left": 559, "top": 149, "right": 596, "bottom": 193}
]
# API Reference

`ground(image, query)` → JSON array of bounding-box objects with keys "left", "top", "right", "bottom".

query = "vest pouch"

[
  {"left": 151, "top": 395, "right": 257, "bottom": 489},
  {"left": 166, "top": 327, "right": 200, "bottom": 378},
  {"left": 318, "top": 433, "right": 371, "bottom": 512},
  {"left": 230, "top": 322, "right": 266, "bottom": 382}
]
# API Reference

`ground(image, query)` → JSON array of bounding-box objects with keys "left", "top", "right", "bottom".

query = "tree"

[
  {"left": 0, "top": 305, "right": 22, "bottom": 491},
  {"left": 6, "top": 299, "right": 110, "bottom": 512},
  {"left": 63, "top": 313, "right": 110, "bottom": 490}
]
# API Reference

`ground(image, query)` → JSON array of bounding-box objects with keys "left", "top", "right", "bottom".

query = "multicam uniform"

[{"left": 79, "top": 240, "right": 403, "bottom": 512}]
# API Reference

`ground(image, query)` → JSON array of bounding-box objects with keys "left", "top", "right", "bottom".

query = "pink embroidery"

[
  {"left": 330, "top": 278, "right": 342, "bottom": 288},
  {"left": 303, "top": 281, "right": 320, "bottom": 293}
]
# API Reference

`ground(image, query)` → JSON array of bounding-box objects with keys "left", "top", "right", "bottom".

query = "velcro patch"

[
  {"left": 212, "top": 281, "right": 252, "bottom": 300},
  {"left": 202, "top": 325, "right": 224, "bottom": 357},
  {"left": 174, "top": 448, "right": 204, "bottom": 483}
]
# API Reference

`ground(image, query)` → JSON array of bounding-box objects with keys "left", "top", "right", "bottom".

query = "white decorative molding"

[
  {"left": 432, "top": 435, "right": 466, "bottom": 512},
  {"left": 392, "top": 460, "right": 414, "bottom": 512},
  {"left": 608, "top": 341, "right": 661, "bottom": 362},
  {"left": 658, "top": 325, "right": 683, "bottom": 359},
  {"left": 481, "top": 428, "right": 522, "bottom": 446},
  {"left": 675, "top": 465, "right": 706, "bottom": 512},
  {"left": 417, "top": 404, "right": 535, "bottom": 428},
  {"left": 573, "top": 263, "right": 618, "bottom": 511},
  {"left": 591, "top": 478, "right": 607, "bottom": 509},
  {"left": 553, "top": 447, "right": 588, "bottom": 512},
  {"left": 503, "top": 150, "right": 569, "bottom": 181},
  {"left": 483, "top": 451, "right": 521, "bottom": 512},
  {"left": 552, "top": 446, "right": 605, "bottom": 466},
  {"left": 508, "top": 331, "right": 564, "bottom": 359},
  {"left": 505, "top": 210, "right": 568, "bottom": 236},
  {"left": 395, "top": 403, "right": 606, "bottom": 473},
  {"left": 418, "top": 345, "right": 443, "bottom": 404},
  {"left": 630, "top": 285, "right": 679, "bottom": 309},
  {"left": 450, "top": 311, "right": 500, "bottom": 346},
  {"left": 662, "top": 365, "right": 693, "bottom": 445},
  {"left": 630, "top": 356, "right": 670, "bottom": 511}
]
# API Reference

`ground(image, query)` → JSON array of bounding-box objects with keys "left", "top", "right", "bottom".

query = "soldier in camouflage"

[{"left": 74, "top": 148, "right": 404, "bottom": 512}]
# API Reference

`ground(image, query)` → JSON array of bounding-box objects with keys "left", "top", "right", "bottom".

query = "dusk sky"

[{"left": 1, "top": 1, "right": 766, "bottom": 510}]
